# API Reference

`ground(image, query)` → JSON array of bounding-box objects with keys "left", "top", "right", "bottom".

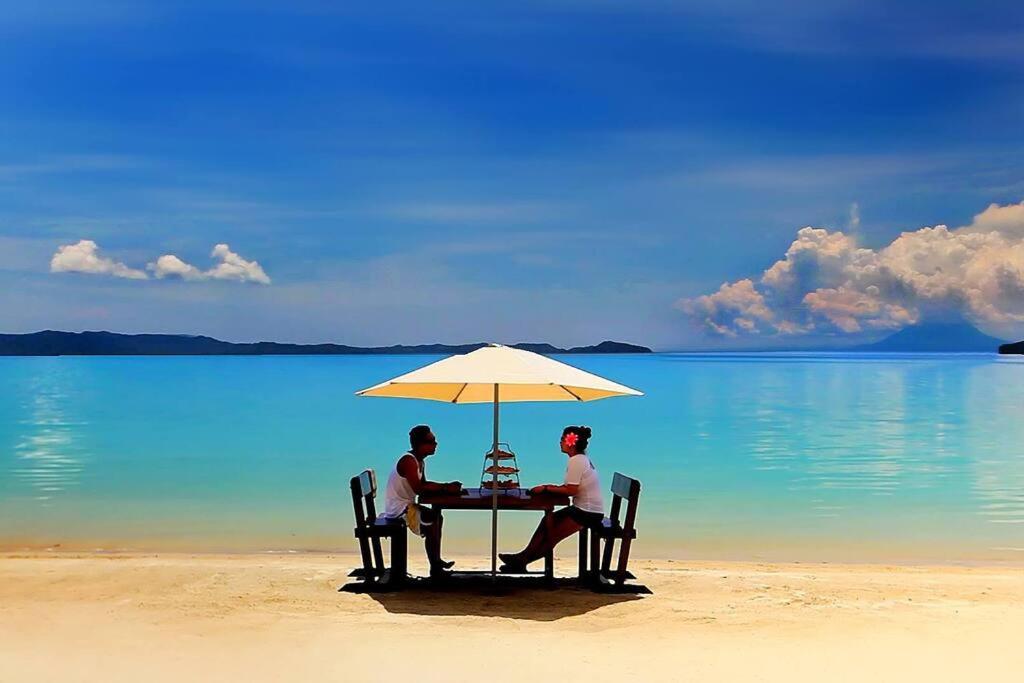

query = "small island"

[
  {"left": 0, "top": 331, "right": 652, "bottom": 356},
  {"left": 998, "top": 340, "right": 1024, "bottom": 354}
]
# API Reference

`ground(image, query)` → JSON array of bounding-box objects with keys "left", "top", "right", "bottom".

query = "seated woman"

[{"left": 499, "top": 426, "right": 604, "bottom": 572}]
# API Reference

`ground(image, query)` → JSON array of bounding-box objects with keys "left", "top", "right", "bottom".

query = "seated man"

[
  {"left": 499, "top": 426, "right": 604, "bottom": 572},
  {"left": 384, "top": 424, "right": 462, "bottom": 578}
]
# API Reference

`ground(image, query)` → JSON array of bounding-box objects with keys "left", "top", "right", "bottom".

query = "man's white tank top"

[{"left": 384, "top": 452, "right": 421, "bottom": 518}]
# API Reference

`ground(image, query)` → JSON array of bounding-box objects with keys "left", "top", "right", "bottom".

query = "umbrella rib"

[
  {"left": 561, "top": 385, "right": 584, "bottom": 401},
  {"left": 450, "top": 383, "right": 468, "bottom": 403}
]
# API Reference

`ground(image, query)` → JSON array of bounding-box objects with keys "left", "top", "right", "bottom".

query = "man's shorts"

[
  {"left": 558, "top": 505, "right": 604, "bottom": 528},
  {"left": 392, "top": 504, "right": 438, "bottom": 537}
]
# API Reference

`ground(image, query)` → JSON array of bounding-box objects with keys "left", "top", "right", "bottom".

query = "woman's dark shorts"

[{"left": 558, "top": 505, "right": 604, "bottom": 528}]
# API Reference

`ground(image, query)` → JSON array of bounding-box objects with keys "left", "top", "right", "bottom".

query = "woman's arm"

[{"left": 529, "top": 483, "right": 579, "bottom": 496}]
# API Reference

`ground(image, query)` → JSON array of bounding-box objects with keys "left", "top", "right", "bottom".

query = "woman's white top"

[
  {"left": 384, "top": 452, "right": 421, "bottom": 518},
  {"left": 564, "top": 453, "right": 604, "bottom": 514}
]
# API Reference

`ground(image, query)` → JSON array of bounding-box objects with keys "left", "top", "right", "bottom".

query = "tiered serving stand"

[{"left": 480, "top": 442, "right": 522, "bottom": 495}]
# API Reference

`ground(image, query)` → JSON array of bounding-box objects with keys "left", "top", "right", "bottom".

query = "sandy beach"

[{"left": 1, "top": 552, "right": 1021, "bottom": 682}]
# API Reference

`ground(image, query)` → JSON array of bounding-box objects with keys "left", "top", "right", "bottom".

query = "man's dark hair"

[{"left": 409, "top": 424, "right": 433, "bottom": 449}]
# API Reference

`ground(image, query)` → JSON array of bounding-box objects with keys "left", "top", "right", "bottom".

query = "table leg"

[
  {"left": 543, "top": 507, "right": 554, "bottom": 584},
  {"left": 432, "top": 504, "right": 442, "bottom": 578}
]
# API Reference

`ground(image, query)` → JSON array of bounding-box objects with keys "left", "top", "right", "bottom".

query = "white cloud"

[
  {"left": 49, "top": 240, "right": 149, "bottom": 280},
  {"left": 678, "top": 278, "right": 782, "bottom": 337},
  {"left": 148, "top": 254, "right": 205, "bottom": 281},
  {"left": 206, "top": 244, "right": 271, "bottom": 284},
  {"left": 803, "top": 286, "right": 916, "bottom": 333},
  {"left": 148, "top": 243, "right": 271, "bottom": 284},
  {"left": 961, "top": 201, "right": 1024, "bottom": 238},
  {"left": 50, "top": 240, "right": 270, "bottom": 285},
  {"left": 679, "top": 201, "right": 1024, "bottom": 336}
]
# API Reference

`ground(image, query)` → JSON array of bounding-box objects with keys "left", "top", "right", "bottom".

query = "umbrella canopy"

[
  {"left": 356, "top": 343, "right": 643, "bottom": 402},
  {"left": 356, "top": 343, "right": 643, "bottom": 580}
]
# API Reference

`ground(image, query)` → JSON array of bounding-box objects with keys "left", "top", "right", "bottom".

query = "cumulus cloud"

[
  {"left": 51, "top": 240, "right": 270, "bottom": 284},
  {"left": 148, "top": 243, "right": 270, "bottom": 284},
  {"left": 206, "top": 244, "right": 271, "bottom": 284},
  {"left": 679, "top": 201, "right": 1024, "bottom": 336},
  {"left": 49, "top": 240, "right": 149, "bottom": 279},
  {"left": 148, "top": 254, "right": 204, "bottom": 281},
  {"left": 148, "top": 244, "right": 270, "bottom": 284},
  {"left": 679, "top": 279, "right": 779, "bottom": 337},
  {"left": 961, "top": 201, "right": 1024, "bottom": 238}
]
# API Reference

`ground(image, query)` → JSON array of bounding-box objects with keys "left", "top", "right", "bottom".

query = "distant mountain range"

[
  {"left": 850, "top": 322, "right": 1006, "bottom": 352},
  {"left": 677, "top": 321, "right": 1010, "bottom": 353},
  {"left": 0, "top": 331, "right": 652, "bottom": 356},
  {"left": 2, "top": 325, "right": 1014, "bottom": 356}
]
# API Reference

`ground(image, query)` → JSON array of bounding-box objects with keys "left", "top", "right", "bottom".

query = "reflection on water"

[
  {"left": 11, "top": 368, "right": 85, "bottom": 503},
  {"left": 741, "top": 357, "right": 1024, "bottom": 531},
  {"left": 975, "top": 461, "right": 1024, "bottom": 525},
  {"left": 968, "top": 360, "right": 1024, "bottom": 526},
  {"left": 747, "top": 365, "right": 915, "bottom": 500}
]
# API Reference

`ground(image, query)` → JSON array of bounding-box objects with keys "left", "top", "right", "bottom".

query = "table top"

[{"left": 419, "top": 487, "right": 570, "bottom": 509}]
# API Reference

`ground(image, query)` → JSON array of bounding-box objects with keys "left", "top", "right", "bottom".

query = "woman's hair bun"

[{"left": 562, "top": 424, "right": 592, "bottom": 452}]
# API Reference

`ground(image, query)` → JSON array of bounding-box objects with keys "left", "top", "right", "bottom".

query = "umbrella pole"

[{"left": 490, "top": 383, "right": 499, "bottom": 580}]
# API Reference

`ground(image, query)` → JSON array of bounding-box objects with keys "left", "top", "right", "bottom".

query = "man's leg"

[
  {"left": 421, "top": 508, "right": 442, "bottom": 568},
  {"left": 421, "top": 508, "right": 454, "bottom": 575},
  {"left": 424, "top": 526, "right": 441, "bottom": 567},
  {"left": 434, "top": 512, "right": 455, "bottom": 570}
]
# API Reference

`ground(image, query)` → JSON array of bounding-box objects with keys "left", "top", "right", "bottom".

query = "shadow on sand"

[{"left": 340, "top": 571, "right": 650, "bottom": 621}]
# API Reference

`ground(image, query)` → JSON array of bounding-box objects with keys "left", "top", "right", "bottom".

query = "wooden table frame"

[{"left": 418, "top": 487, "right": 570, "bottom": 582}]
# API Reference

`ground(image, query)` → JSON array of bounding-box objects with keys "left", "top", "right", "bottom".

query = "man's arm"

[{"left": 397, "top": 455, "right": 461, "bottom": 494}]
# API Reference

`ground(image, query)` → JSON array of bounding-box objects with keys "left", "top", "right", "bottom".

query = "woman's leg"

[
  {"left": 520, "top": 514, "right": 581, "bottom": 565},
  {"left": 511, "top": 518, "right": 549, "bottom": 564},
  {"left": 502, "top": 509, "right": 580, "bottom": 567}
]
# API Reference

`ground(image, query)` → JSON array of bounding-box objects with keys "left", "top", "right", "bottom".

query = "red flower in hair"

[{"left": 563, "top": 432, "right": 579, "bottom": 448}]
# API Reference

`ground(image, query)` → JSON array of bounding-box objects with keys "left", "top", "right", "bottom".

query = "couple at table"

[{"left": 383, "top": 423, "right": 604, "bottom": 578}]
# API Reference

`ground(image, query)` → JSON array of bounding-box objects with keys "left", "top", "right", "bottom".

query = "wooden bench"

[
  {"left": 579, "top": 472, "right": 641, "bottom": 589},
  {"left": 350, "top": 469, "right": 407, "bottom": 586}
]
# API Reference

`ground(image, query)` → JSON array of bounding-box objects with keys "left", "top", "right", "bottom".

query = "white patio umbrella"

[{"left": 355, "top": 343, "right": 643, "bottom": 577}]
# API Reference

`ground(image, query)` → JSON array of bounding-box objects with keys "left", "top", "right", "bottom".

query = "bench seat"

[
  {"left": 353, "top": 515, "right": 406, "bottom": 538},
  {"left": 591, "top": 517, "right": 637, "bottom": 539},
  {"left": 351, "top": 469, "right": 408, "bottom": 586},
  {"left": 579, "top": 472, "right": 641, "bottom": 590}
]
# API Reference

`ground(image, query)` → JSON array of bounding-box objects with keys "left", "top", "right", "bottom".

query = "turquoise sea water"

[{"left": 2, "top": 354, "right": 1023, "bottom": 564}]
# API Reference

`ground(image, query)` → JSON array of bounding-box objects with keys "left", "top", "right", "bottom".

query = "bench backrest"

[
  {"left": 350, "top": 469, "right": 379, "bottom": 528},
  {"left": 608, "top": 472, "right": 641, "bottom": 533}
]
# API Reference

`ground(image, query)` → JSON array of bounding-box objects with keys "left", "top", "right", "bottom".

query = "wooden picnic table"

[{"left": 418, "top": 487, "right": 570, "bottom": 582}]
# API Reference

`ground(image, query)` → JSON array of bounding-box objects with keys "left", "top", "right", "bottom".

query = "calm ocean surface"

[{"left": 2, "top": 353, "right": 1022, "bottom": 564}]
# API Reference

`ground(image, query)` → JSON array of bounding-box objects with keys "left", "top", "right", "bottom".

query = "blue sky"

[{"left": 2, "top": 1, "right": 1023, "bottom": 349}]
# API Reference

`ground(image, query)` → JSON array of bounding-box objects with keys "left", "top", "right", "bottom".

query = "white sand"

[{"left": 1, "top": 552, "right": 1022, "bottom": 682}]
